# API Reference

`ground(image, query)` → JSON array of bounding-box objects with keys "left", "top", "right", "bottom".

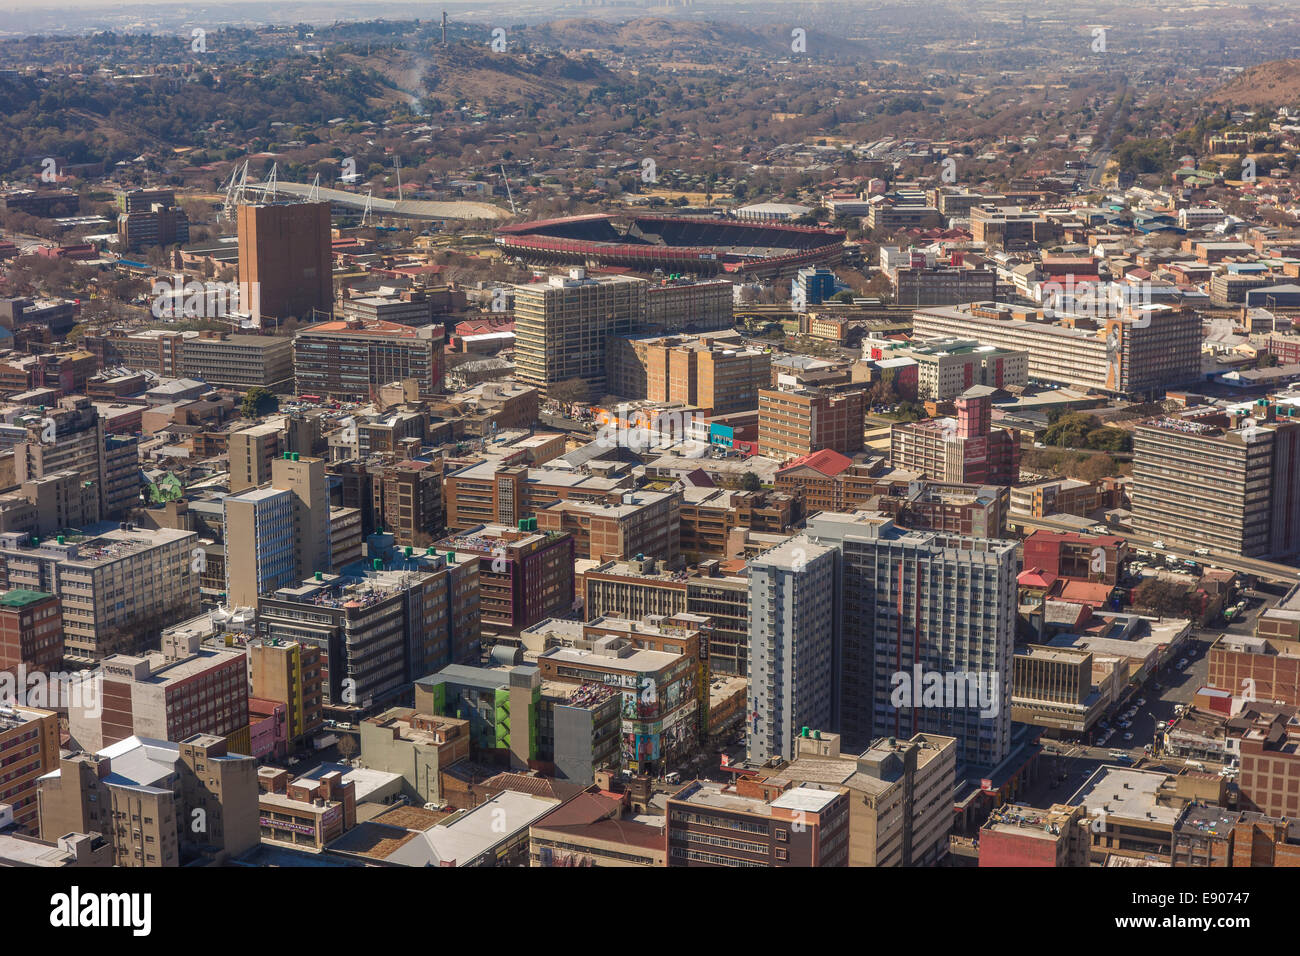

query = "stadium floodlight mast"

[
  {"left": 501, "top": 164, "right": 517, "bottom": 214},
  {"left": 222, "top": 160, "right": 250, "bottom": 222}
]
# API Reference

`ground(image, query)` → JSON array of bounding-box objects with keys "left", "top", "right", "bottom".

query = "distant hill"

[
  {"left": 524, "top": 17, "right": 871, "bottom": 59},
  {"left": 1208, "top": 59, "right": 1300, "bottom": 108},
  {"left": 349, "top": 43, "right": 619, "bottom": 109}
]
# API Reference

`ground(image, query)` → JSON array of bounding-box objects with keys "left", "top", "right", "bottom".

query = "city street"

[{"left": 1023, "top": 633, "right": 1215, "bottom": 805}]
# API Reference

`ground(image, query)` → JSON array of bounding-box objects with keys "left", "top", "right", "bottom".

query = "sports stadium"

[{"left": 494, "top": 213, "right": 845, "bottom": 278}]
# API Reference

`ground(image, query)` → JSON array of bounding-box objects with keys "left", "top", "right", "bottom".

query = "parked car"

[
  {"left": 1152, "top": 540, "right": 1166, "bottom": 549},
  {"left": 1123, "top": 733, "right": 1134, "bottom": 740},
  {"left": 1136, "top": 698, "right": 1146, "bottom": 706},
  {"left": 1177, "top": 659, "right": 1189, "bottom": 669}
]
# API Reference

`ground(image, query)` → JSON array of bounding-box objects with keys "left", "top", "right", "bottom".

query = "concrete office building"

[
  {"left": 441, "top": 461, "right": 636, "bottom": 533},
  {"left": 342, "top": 289, "right": 439, "bottom": 327},
  {"left": 38, "top": 733, "right": 259, "bottom": 867},
  {"left": 894, "top": 338, "right": 1028, "bottom": 400},
  {"left": 68, "top": 626, "right": 249, "bottom": 753},
  {"left": 0, "top": 589, "right": 62, "bottom": 679},
  {"left": 1011, "top": 645, "right": 1106, "bottom": 737},
  {"left": 86, "top": 329, "right": 293, "bottom": 390},
  {"left": 0, "top": 471, "right": 98, "bottom": 540},
  {"left": 247, "top": 638, "right": 325, "bottom": 749},
  {"left": 329, "top": 506, "right": 364, "bottom": 571},
  {"left": 0, "top": 706, "right": 60, "bottom": 833},
  {"left": 537, "top": 632, "right": 700, "bottom": 776},
  {"left": 224, "top": 487, "right": 296, "bottom": 606},
  {"left": 1131, "top": 403, "right": 1300, "bottom": 559},
  {"left": 537, "top": 489, "right": 681, "bottom": 564},
  {"left": 583, "top": 558, "right": 752, "bottom": 677},
  {"left": 179, "top": 331, "right": 294, "bottom": 390},
  {"left": 541, "top": 682, "right": 622, "bottom": 784},
  {"left": 643, "top": 277, "right": 733, "bottom": 332},
  {"left": 624, "top": 334, "right": 771, "bottom": 414},
  {"left": 666, "top": 777, "right": 850, "bottom": 867},
  {"left": 414, "top": 663, "right": 541, "bottom": 770},
  {"left": 0, "top": 525, "right": 200, "bottom": 662},
  {"left": 969, "top": 206, "right": 1061, "bottom": 248},
  {"left": 224, "top": 454, "right": 332, "bottom": 607},
  {"left": 889, "top": 388, "right": 1020, "bottom": 486},
  {"left": 771, "top": 730, "right": 957, "bottom": 866},
  {"left": 117, "top": 202, "right": 189, "bottom": 250},
  {"left": 911, "top": 302, "right": 1201, "bottom": 396},
  {"left": 357, "top": 709, "right": 470, "bottom": 807},
  {"left": 805, "top": 510, "right": 1018, "bottom": 770},
  {"left": 513, "top": 270, "right": 646, "bottom": 398},
  {"left": 293, "top": 318, "right": 445, "bottom": 401},
  {"left": 439, "top": 524, "right": 574, "bottom": 634},
  {"left": 758, "top": 385, "right": 867, "bottom": 462},
  {"left": 894, "top": 266, "right": 999, "bottom": 307},
  {"left": 256, "top": 566, "right": 457, "bottom": 714},
  {"left": 747, "top": 535, "right": 840, "bottom": 765},
  {"left": 12, "top": 396, "right": 118, "bottom": 518},
  {"left": 228, "top": 422, "right": 281, "bottom": 493},
  {"left": 374, "top": 460, "right": 444, "bottom": 549},
  {"left": 237, "top": 200, "right": 333, "bottom": 324},
  {"left": 102, "top": 435, "right": 140, "bottom": 519},
  {"left": 357, "top": 540, "right": 483, "bottom": 675}
]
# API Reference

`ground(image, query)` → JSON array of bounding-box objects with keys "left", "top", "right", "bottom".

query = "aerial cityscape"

[{"left": 0, "top": 0, "right": 1296, "bottom": 915}]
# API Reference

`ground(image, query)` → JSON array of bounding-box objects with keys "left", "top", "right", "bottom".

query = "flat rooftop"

[
  {"left": 1069, "top": 766, "right": 1182, "bottom": 827},
  {"left": 674, "top": 781, "right": 838, "bottom": 816}
]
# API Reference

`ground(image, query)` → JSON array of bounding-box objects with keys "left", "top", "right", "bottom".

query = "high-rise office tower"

[
  {"left": 223, "top": 454, "right": 332, "bottom": 607},
  {"left": 236, "top": 200, "right": 333, "bottom": 325},
  {"left": 1131, "top": 402, "right": 1300, "bottom": 559},
  {"left": 512, "top": 269, "right": 646, "bottom": 398}
]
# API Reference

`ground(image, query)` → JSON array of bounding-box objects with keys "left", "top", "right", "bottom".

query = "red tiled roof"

[
  {"left": 1058, "top": 580, "right": 1114, "bottom": 606},
  {"left": 778, "top": 448, "right": 853, "bottom": 477},
  {"left": 1018, "top": 567, "right": 1058, "bottom": 589}
]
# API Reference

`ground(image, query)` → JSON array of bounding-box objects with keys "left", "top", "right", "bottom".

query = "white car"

[
  {"left": 1152, "top": 540, "right": 1166, "bottom": 549},
  {"left": 1123, "top": 733, "right": 1134, "bottom": 741}
]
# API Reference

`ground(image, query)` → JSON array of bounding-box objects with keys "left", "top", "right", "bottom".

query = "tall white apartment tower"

[
  {"left": 746, "top": 535, "right": 840, "bottom": 766},
  {"left": 806, "top": 511, "right": 1019, "bottom": 771}
]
